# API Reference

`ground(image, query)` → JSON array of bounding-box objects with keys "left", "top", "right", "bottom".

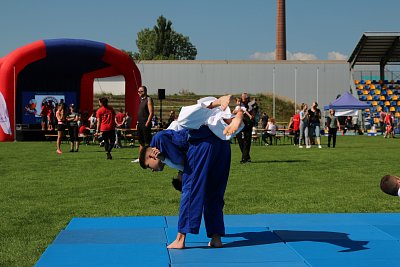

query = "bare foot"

[
  {"left": 167, "top": 232, "right": 186, "bottom": 249},
  {"left": 209, "top": 95, "right": 232, "bottom": 111},
  {"left": 208, "top": 235, "right": 223, "bottom": 248},
  {"left": 167, "top": 239, "right": 185, "bottom": 249},
  {"left": 223, "top": 110, "right": 244, "bottom": 136}
]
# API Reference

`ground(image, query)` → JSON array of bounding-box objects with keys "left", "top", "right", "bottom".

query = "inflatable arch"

[{"left": 0, "top": 38, "right": 141, "bottom": 142}]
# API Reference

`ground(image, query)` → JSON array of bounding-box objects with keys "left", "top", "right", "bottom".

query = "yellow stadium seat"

[
  {"left": 392, "top": 95, "right": 398, "bottom": 100},
  {"left": 385, "top": 101, "right": 391, "bottom": 106},
  {"left": 357, "top": 85, "right": 364, "bottom": 90},
  {"left": 363, "top": 90, "right": 369, "bottom": 95},
  {"left": 354, "top": 79, "right": 359, "bottom": 85},
  {"left": 379, "top": 80, "right": 384, "bottom": 85},
  {"left": 370, "top": 84, "right": 376, "bottom": 89},
  {"left": 390, "top": 107, "right": 396, "bottom": 112},
  {"left": 375, "top": 89, "right": 381, "bottom": 95},
  {"left": 380, "top": 95, "right": 386, "bottom": 100},
  {"left": 372, "top": 101, "right": 378, "bottom": 106},
  {"left": 398, "top": 101, "right": 400, "bottom": 106},
  {"left": 366, "top": 80, "right": 371, "bottom": 85},
  {"left": 377, "top": 106, "right": 382, "bottom": 112},
  {"left": 396, "top": 112, "right": 400, "bottom": 117},
  {"left": 383, "top": 85, "right": 388, "bottom": 89},
  {"left": 388, "top": 90, "right": 393, "bottom": 95},
  {"left": 374, "top": 118, "right": 380, "bottom": 123},
  {"left": 367, "top": 95, "right": 372, "bottom": 100}
]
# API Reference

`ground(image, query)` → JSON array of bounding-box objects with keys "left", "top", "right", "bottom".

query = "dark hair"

[
  {"left": 140, "top": 86, "right": 147, "bottom": 94},
  {"left": 99, "top": 97, "right": 108, "bottom": 107},
  {"left": 139, "top": 146, "right": 149, "bottom": 169},
  {"left": 380, "top": 175, "right": 400, "bottom": 196}
]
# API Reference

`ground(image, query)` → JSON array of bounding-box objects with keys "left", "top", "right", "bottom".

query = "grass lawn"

[{"left": 0, "top": 135, "right": 399, "bottom": 266}]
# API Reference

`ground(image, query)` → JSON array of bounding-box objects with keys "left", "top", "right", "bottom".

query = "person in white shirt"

[{"left": 262, "top": 118, "right": 277, "bottom": 145}]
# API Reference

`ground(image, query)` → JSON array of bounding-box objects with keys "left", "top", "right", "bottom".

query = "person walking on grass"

[{"left": 96, "top": 97, "right": 116, "bottom": 160}]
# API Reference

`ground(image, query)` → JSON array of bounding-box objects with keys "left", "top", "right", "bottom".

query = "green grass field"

[{"left": 1, "top": 135, "right": 399, "bottom": 266}]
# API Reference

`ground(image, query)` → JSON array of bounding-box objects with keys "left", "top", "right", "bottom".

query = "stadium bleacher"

[{"left": 355, "top": 79, "right": 400, "bottom": 130}]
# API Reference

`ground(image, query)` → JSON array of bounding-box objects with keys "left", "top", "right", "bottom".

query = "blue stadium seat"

[
  {"left": 360, "top": 95, "right": 367, "bottom": 101},
  {"left": 357, "top": 90, "right": 362, "bottom": 95},
  {"left": 376, "top": 84, "right": 382, "bottom": 89},
  {"left": 360, "top": 80, "right": 366, "bottom": 84},
  {"left": 382, "top": 90, "right": 387, "bottom": 95},
  {"left": 391, "top": 101, "right": 397, "bottom": 106},
  {"left": 373, "top": 95, "right": 380, "bottom": 100}
]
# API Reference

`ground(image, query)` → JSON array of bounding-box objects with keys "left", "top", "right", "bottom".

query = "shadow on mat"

[{"left": 224, "top": 230, "right": 369, "bottom": 252}]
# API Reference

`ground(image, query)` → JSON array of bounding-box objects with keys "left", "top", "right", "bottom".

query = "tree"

[{"left": 135, "top": 15, "right": 197, "bottom": 60}]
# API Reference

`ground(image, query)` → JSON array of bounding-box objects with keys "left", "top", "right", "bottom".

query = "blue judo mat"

[{"left": 35, "top": 213, "right": 400, "bottom": 267}]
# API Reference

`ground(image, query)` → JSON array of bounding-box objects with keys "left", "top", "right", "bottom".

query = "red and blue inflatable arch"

[{"left": 0, "top": 38, "right": 141, "bottom": 142}]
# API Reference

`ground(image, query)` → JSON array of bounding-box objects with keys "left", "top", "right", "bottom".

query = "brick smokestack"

[{"left": 276, "top": 0, "right": 286, "bottom": 60}]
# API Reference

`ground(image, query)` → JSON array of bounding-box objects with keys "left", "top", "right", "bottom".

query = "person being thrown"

[
  {"left": 140, "top": 95, "right": 243, "bottom": 249},
  {"left": 380, "top": 175, "right": 400, "bottom": 197}
]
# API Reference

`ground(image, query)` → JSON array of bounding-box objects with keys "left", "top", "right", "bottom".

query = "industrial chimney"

[{"left": 276, "top": 0, "right": 286, "bottom": 60}]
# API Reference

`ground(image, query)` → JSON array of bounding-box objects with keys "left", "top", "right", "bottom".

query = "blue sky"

[{"left": 1, "top": 0, "right": 400, "bottom": 60}]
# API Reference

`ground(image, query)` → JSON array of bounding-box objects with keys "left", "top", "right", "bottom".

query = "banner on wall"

[{"left": 22, "top": 92, "right": 77, "bottom": 124}]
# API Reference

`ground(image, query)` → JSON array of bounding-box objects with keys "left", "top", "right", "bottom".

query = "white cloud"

[
  {"left": 287, "top": 51, "right": 317, "bottom": 60},
  {"left": 249, "top": 50, "right": 318, "bottom": 60},
  {"left": 327, "top": 51, "right": 347, "bottom": 60},
  {"left": 249, "top": 51, "right": 276, "bottom": 60}
]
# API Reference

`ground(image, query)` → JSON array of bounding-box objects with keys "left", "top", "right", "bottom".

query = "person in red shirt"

[
  {"left": 96, "top": 97, "right": 116, "bottom": 159},
  {"left": 114, "top": 108, "right": 126, "bottom": 148},
  {"left": 293, "top": 111, "right": 300, "bottom": 145},
  {"left": 384, "top": 112, "right": 394, "bottom": 138},
  {"left": 40, "top": 102, "right": 49, "bottom": 130}
]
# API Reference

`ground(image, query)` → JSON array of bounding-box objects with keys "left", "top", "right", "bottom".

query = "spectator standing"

[
  {"left": 96, "top": 97, "right": 116, "bottom": 160},
  {"left": 114, "top": 108, "right": 126, "bottom": 148},
  {"left": 134, "top": 86, "right": 154, "bottom": 162},
  {"left": 308, "top": 102, "right": 322, "bottom": 148},
  {"left": 40, "top": 102, "right": 49, "bottom": 130},
  {"left": 326, "top": 109, "right": 341, "bottom": 148},
  {"left": 379, "top": 111, "right": 386, "bottom": 135},
  {"left": 124, "top": 111, "right": 131, "bottom": 129},
  {"left": 89, "top": 111, "right": 97, "bottom": 130},
  {"left": 292, "top": 110, "right": 300, "bottom": 145},
  {"left": 298, "top": 103, "right": 310, "bottom": 148},
  {"left": 236, "top": 93, "right": 254, "bottom": 163},
  {"left": 66, "top": 103, "right": 79, "bottom": 152},
  {"left": 55, "top": 103, "right": 66, "bottom": 154},
  {"left": 384, "top": 112, "right": 395, "bottom": 138}
]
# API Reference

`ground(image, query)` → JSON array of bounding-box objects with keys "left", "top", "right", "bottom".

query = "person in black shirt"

[
  {"left": 308, "top": 102, "right": 322, "bottom": 148},
  {"left": 236, "top": 93, "right": 254, "bottom": 163},
  {"left": 135, "top": 86, "right": 154, "bottom": 162}
]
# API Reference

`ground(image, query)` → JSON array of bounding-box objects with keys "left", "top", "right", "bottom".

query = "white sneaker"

[
  {"left": 318, "top": 145, "right": 322, "bottom": 149},
  {"left": 131, "top": 159, "right": 140, "bottom": 163},
  {"left": 306, "top": 145, "right": 311, "bottom": 149},
  {"left": 299, "top": 145, "right": 303, "bottom": 148}
]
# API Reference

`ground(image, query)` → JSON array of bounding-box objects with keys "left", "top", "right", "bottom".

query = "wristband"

[{"left": 398, "top": 187, "right": 400, "bottom": 197}]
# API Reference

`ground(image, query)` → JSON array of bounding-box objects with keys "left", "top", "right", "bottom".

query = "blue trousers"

[{"left": 178, "top": 130, "right": 231, "bottom": 237}]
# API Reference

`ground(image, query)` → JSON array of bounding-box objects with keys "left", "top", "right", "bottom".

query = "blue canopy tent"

[
  {"left": 324, "top": 92, "right": 371, "bottom": 134},
  {"left": 324, "top": 92, "right": 370, "bottom": 110}
]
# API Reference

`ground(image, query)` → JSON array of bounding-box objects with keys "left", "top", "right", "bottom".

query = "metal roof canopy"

[{"left": 348, "top": 32, "right": 400, "bottom": 80}]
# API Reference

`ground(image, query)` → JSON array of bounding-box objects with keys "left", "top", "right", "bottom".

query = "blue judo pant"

[{"left": 178, "top": 130, "right": 231, "bottom": 237}]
